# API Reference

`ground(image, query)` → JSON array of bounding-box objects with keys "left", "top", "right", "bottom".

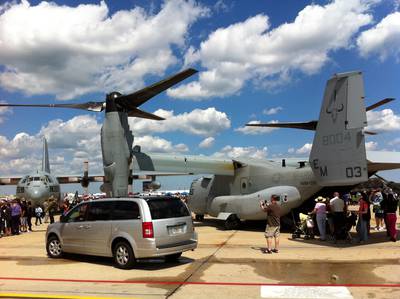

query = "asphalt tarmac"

[{"left": 0, "top": 217, "right": 399, "bottom": 299}]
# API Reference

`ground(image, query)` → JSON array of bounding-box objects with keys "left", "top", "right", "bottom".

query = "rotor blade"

[
  {"left": 116, "top": 68, "right": 198, "bottom": 109},
  {"left": 0, "top": 102, "right": 105, "bottom": 112},
  {"left": 128, "top": 108, "right": 165, "bottom": 120},
  {"left": 366, "top": 98, "right": 395, "bottom": 111},
  {"left": 246, "top": 121, "right": 318, "bottom": 131},
  {"left": 364, "top": 131, "right": 378, "bottom": 135}
]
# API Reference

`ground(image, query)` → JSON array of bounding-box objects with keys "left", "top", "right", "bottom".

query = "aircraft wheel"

[
  {"left": 292, "top": 234, "right": 297, "bottom": 239},
  {"left": 195, "top": 214, "right": 204, "bottom": 221},
  {"left": 165, "top": 252, "right": 182, "bottom": 262},
  {"left": 46, "top": 236, "right": 63, "bottom": 258},
  {"left": 113, "top": 241, "right": 135, "bottom": 269},
  {"left": 224, "top": 215, "right": 241, "bottom": 230}
]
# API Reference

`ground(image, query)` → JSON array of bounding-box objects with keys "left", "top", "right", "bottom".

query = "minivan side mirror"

[{"left": 60, "top": 215, "right": 67, "bottom": 223}]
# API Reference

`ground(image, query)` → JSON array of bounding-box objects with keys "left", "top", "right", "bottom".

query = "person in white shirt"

[
  {"left": 329, "top": 192, "right": 346, "bottom": 241},
  {"left": 35, "top": 206, "right": 43, "bottom": 226}
]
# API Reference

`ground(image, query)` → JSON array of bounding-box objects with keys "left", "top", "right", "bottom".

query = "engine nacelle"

[
  {"left": 187, "top": 176, "right": 213, "bottom": 215},
  {"left": 209, "top": 186, "right": 301, "bottom": 220}
]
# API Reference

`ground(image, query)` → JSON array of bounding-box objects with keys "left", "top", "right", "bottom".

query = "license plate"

[{"left": 169, "top": 225, "right": 185, "bottom": 235}]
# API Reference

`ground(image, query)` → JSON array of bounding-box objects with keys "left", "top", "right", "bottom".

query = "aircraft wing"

[
  {"left": 132, "top": 152, "right": 235, "bottom": 176},
  {"left": 367, "top": 151, "right": 400, "bottom": 173},
  {"left": 0, "top": 177, "right": 22, "bottom": 185}
]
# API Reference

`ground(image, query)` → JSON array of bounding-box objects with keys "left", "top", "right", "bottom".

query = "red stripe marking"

[{"left": 0, "top": 277, "right": 399, "bottom": 288}]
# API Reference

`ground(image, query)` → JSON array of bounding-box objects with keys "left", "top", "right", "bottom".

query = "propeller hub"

[
  {"left": 108, "top": 91, "right": 122, "bottom": 99},
  {"left": 105, "top": 91, "right": 123, "bottom": 113}
]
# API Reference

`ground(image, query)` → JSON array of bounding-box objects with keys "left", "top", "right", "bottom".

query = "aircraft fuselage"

[{"left": 188, "top": 160, "right": 321, "bottom": 220}]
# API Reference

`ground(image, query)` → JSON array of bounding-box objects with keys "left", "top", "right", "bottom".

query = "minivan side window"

[
  {"left": 146, "top": 197, "right": 190, "bottom": 220},
  {"left": 66, "top": 203, "right": 88, "bottom": 222},
  {"left": 111, "top": 201, "right": 140, "bottom": 220},
  {"left": 87, "top": 201, "right": 111, "bottom": 221}
]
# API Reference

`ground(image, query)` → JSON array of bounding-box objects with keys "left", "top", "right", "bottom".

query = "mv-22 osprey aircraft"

[
  {"left": 132, "top": 71, "right": 400, "bottom": 228},
  {"left": 0, "top": 68, "right": 198, "bottom": 199},
  {"left": 0, "top": 138, "right": 103, "bottom": 207}
]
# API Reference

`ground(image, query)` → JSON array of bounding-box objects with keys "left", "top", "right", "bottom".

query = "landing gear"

[
  {"left": 224, "top": 214, "right": 241, "bottom": 230},
  {"left": 195, "top": 214, "right": 204, "bottom": 221}
]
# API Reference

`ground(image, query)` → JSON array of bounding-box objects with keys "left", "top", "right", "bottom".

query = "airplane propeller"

[{"left": 0, "top": 68, "right": 197, "bottom": 121}]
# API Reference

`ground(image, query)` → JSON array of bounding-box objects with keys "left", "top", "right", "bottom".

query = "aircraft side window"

[
  {"left": 66, "top": 204, "right": 88, "bottom": 223},
  {"left": 87, "top": 202, "right": 111, "bottom": 221}
]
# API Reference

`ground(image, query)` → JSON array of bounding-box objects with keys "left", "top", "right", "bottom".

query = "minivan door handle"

[
  {"left": 77, "top": 225, "right": 84, "bottom": 230},
  {"left": 84, "top": 225, "right": 91, "bottom": 229}
]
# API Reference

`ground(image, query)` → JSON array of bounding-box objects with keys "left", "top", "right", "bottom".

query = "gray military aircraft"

[
  {"left": 0, "top": 138, "right": 103, "bottom": 206},
  {"left": 132, "top": 71, "right": 400, "bottom": 228},
  {"left": 0, "top": 69, "right": 198, "bottom": 198}
]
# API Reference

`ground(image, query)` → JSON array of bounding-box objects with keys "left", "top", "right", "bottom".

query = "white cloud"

[
  {"left": 288, "top": 143, "right": 312, "bottom": 155},
  {"left": 199, "top": 137, "right": 215, "bottom": 148},
  {"left": 129, "top": 107, "right": 230, "bottom": 136},
  {"left": 263, "top": 107, "right": 282, "bottom": 115},
  {"left": 0, "top": 114, "right": 190, "bottom": 176},
  {"left": 0, "top": 0, "right": 207, "bottom": 99},
  {"left": 357, "top": 12, "right": 400, "bottom": 60},
  {"left": 213, "top": 145, "right": 268, "bottom": 159},
  {"left": 235, "top": 120, "right": 278, "bottom": 135},
  {"left": 134, "top": 135, "right": 189, "bottom": 153},
  {"left": 366, "top": 109, "right": 400, "bottom": 132},
  {"left": 168, "top": 0, "right": 374, "bottom": 99},
  {"left": 365, "top": 141, "right": 378, "bottom": 150}
]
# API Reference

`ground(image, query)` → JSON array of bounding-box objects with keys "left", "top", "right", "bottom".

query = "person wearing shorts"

[{"left": 260, "top": 195, "right": 281, "bottom": 254}]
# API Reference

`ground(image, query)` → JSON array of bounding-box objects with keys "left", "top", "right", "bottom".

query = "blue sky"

[{"left": 0, "top": 0, "right": 399, "bottom": 194}]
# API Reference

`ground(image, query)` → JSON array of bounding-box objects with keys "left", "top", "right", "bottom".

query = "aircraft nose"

[{"left": 25, "top": 187, "right": 49, "bottom": 205}]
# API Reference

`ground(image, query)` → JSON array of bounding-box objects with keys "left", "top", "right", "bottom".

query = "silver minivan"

[{"left": 45, "top": 197, "right": 197, "bottom": 269}]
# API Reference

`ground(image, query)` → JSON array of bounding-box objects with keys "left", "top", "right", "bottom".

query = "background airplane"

[
  {"left": 0, "top": 138, "right": 103, "bottom": 207},
  {"left": 132, "top": 71, "right": 400, "bottom": 228}
]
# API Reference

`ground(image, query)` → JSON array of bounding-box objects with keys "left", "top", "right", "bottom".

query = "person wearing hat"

[{"left": 311, "top": 196, "right": 327, "bottom": 241}]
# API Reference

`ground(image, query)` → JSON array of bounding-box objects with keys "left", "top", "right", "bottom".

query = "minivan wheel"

[
  {"left": 46, "top": 236, "right": 63, "bottom": 258},
  {"left": 113, "top": 241, "right": 135, "bottom": 269},
  {"left": 165, "top": 252, "right": 182, "bottom": 262}
]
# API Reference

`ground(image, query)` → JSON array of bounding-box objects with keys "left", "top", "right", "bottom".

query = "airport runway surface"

[{"left": 0, "top": 218, "right": 399, "bottom": 299}]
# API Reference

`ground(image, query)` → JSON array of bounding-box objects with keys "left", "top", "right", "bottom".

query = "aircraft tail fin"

[
  {"left": 42, "top": 137, "right": 51, "bottom": 173},
  {"left": 309, "top": 71, "right": 368, "bottom": 186}
]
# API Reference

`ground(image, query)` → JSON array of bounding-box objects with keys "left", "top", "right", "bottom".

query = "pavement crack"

[{"left": 165, "top": 229, "right": 238, "bottom": 298}]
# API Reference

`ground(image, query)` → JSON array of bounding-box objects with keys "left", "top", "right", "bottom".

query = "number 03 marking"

[{"left": 346, "top": 166, "right": 362, "bottom": 178}]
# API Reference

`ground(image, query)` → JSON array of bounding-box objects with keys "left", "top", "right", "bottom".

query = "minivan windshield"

[{"left": 146, "top": 197, "right": 190, "bottom": 220}]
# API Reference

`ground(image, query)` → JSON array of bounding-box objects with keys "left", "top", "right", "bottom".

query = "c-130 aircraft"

[{"left": 132, "top": 71, "right": 400, "bottom": 229}]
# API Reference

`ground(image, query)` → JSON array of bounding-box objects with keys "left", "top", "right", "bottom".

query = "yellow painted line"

[{"left": 0, "top": 293, "right": 143, "bottom": 299}]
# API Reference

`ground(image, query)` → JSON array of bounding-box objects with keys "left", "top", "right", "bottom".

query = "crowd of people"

[
  {"left": 258, "top": 188, "right": 399, "bottom": 254},
  {"left": 0, "top": 197, "right": 58, "bottom": 237},
  {"left": 309, "top": 188, "right": 399, "bottom": 243}
]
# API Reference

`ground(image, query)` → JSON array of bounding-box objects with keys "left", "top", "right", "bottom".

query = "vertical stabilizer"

[
  {"left": 309, "top": 71, "right": 368, "bottom": 186},
  {"left": 42, "top": 137, "right": 51, "bottom": 173}
]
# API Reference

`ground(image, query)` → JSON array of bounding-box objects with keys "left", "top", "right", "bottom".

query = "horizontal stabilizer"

[{"left": 246, "top": 121, "right": 317, "bottom": 131}]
